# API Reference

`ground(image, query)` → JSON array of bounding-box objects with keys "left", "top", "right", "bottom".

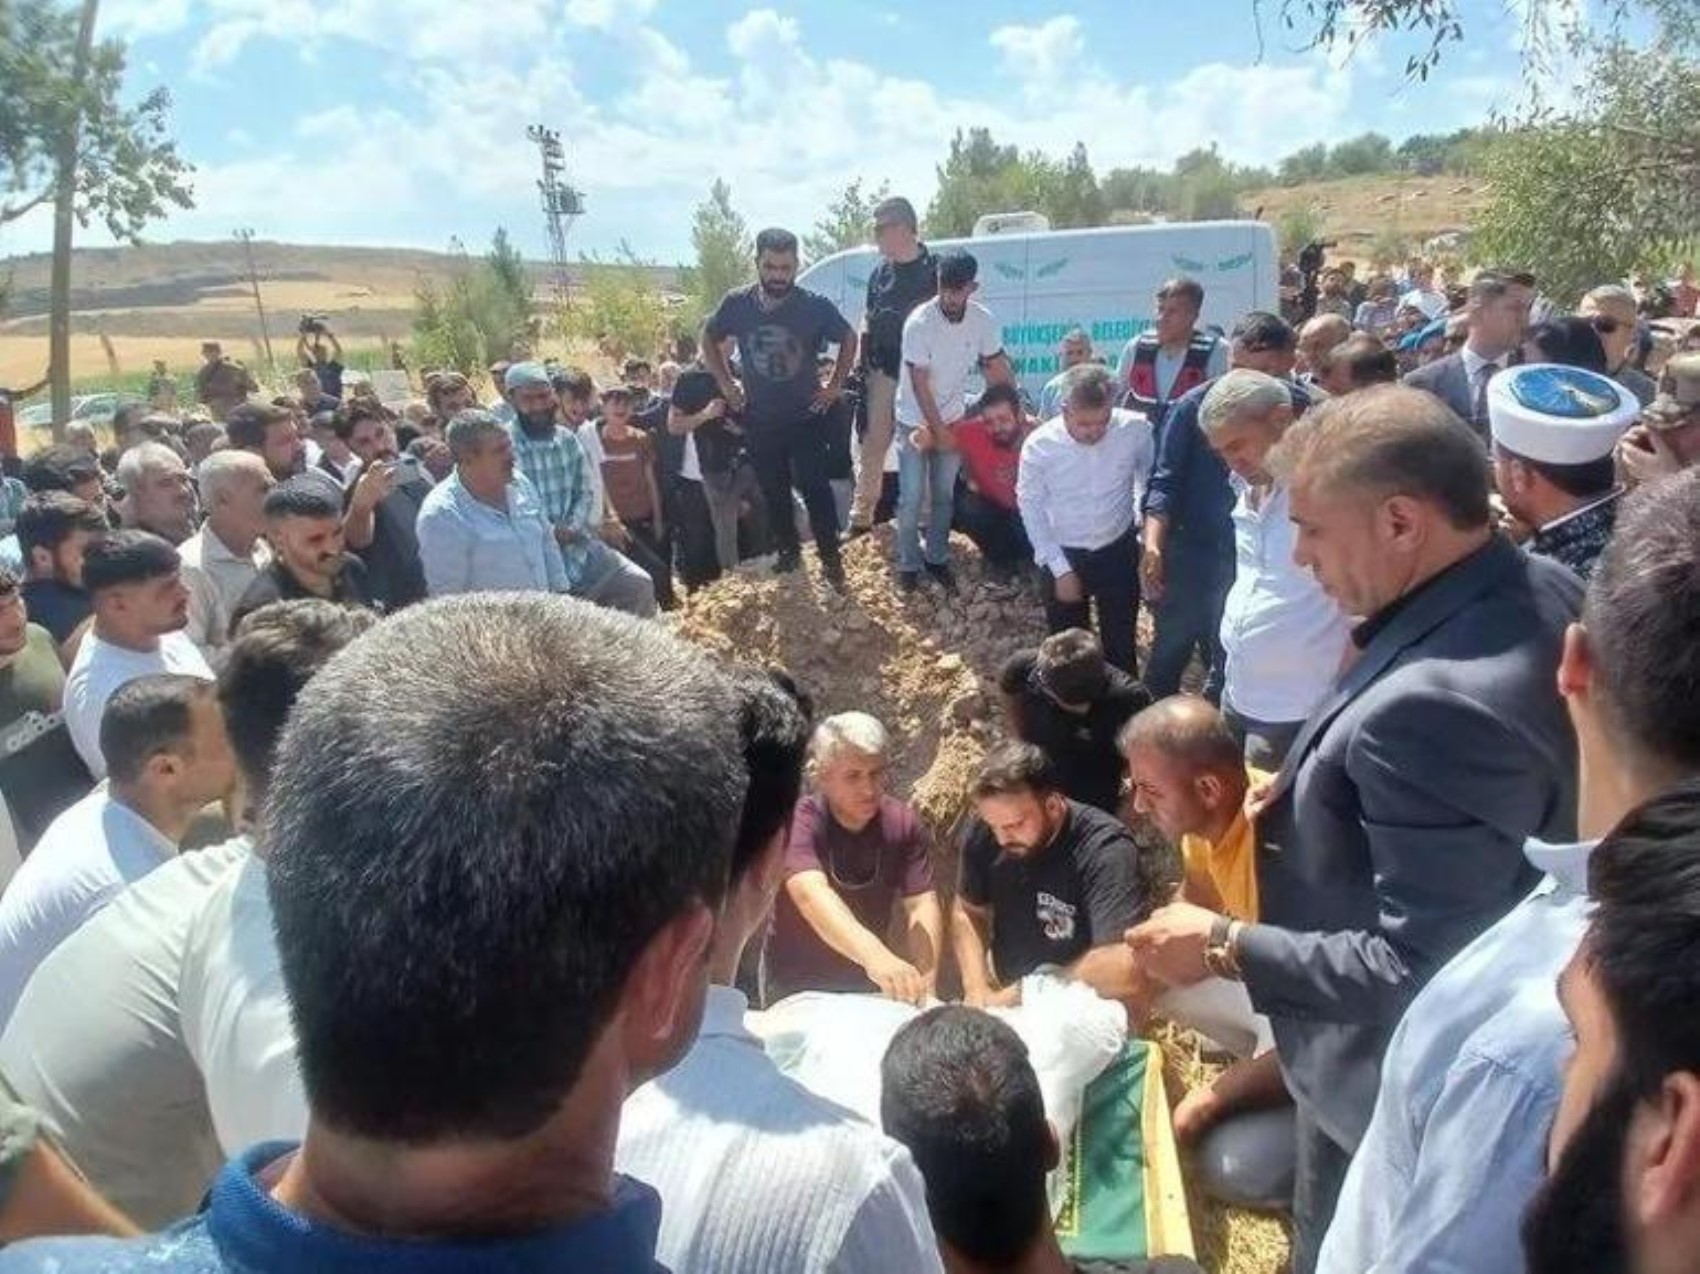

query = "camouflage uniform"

[{"left": 194, "top": 358, "right": 259, "bottom": 421}]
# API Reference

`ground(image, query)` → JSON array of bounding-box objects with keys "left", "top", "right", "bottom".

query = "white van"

[{"left": 798, "top": 220, "right": 1280, "bottom": 403}]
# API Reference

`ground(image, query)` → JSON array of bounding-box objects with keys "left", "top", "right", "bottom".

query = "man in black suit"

[
  {"left": 1129, "top": 385, "right": 1580, "bottom": 1273},
  {"left": 1401, "top": 270, "right": 1533, "bottom": 439}
]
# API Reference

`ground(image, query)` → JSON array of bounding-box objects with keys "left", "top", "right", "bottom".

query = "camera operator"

[
  {"left": 1295, "top": 240, "right": 1337, "bottom": 324},
  {"left": 296, "top": 315, "right": 345, "bottom": 402}
]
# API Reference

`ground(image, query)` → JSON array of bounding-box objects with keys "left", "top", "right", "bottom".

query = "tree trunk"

[{"left": 48, "top": 0, "right": 101, "bottom": 442}]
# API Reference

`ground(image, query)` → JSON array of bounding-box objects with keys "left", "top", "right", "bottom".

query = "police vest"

[{"left": 1123, "top": 332, "right": 1220, "bottom": 420}]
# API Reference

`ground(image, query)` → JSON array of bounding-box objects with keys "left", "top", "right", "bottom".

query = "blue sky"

[{"left": 0, "top": 0, "right": 1545, "bottom": 266}]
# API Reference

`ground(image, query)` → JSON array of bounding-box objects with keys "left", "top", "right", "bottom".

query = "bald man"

[{"left": 1295, "top": 315, "right": 1351, "bottom": 382}]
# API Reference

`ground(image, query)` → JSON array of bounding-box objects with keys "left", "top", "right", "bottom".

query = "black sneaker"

[
  {"left": 897, "top": 570, "right": 920, "bottom": 595},
  {"left": 926, "top": 562, "right": 958, "bottom": 596},
  {"left": 821, "top": 557, "right": 847, "bottom": 593},
  {"left": 774, "top": 549, "right": 801, "bottom": 574}
]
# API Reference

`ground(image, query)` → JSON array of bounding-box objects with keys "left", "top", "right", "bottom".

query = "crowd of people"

[{"left": 0, "top": 190, "right": 1698, "bottom": 1274}]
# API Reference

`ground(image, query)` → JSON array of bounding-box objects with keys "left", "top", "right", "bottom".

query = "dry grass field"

[{"left": 1244, "top": 172, "right": 1489, "bottom": 263}]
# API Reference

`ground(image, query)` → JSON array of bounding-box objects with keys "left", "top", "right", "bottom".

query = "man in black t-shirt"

[
  {"left": 999, "top": 628, "right": 1152, "bottom": 815},
  {"left": 338, "top": 404, "right": 428, "bottom": 612},
  {"left": 954, "top": 742, "right": 1149, "bottom": 1010},
  {"left": 16, "top": 493, "right": 103, "bottom": 645},
  {"left": 851, "top": 196, "right": 936, "bottom": 535},
  {"left": 702, "top": 226, "right": 857, "bottom": 590},
  {"left": 230, "top": 478, "right": 374, "bottom": 635}
]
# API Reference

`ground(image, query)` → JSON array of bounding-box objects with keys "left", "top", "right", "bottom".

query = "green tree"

[
  {"left": 925, "top": 128, "right": 1044, "bottom": 236},
  {"left": 690, "top": 179, "right": 753, "bottom": 313},
  {"left": 1275, "top": 204, "right": 1326, "bottom": 257},
  {"left": 0, "top": 0, "right": 192, "bottom": 237},
  {"left": 410, "top": 229, "right": 536, "bottom": 375},
  {"left": 1048, "top": 142, "right": 1107, "bottom": 229},
  {"left": 1327, "top": 131, "right": 1394, "bottom": 176},
  {"left": 804, "top": 177, "right": 890, "bottom": 262},
  {"left": 564, "top": 242, "right": 671, "bottom": 365},
  {"left": 1278, "top": 143, "right": 1329, "bottom": 186},
  {"left": 1101, "top": 166, "right": 1175, "bottom": 216},
  {"left": 1470, "top": 33, "right": 1699, "bottom": 306}
]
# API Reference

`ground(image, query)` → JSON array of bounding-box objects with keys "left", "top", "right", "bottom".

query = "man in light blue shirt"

[
  {"left": 1318, "top": 467, "right": 1700, "bottom": 1274},
  {"left": 415, "top": 409, "right": 571, "bottom": 597}
]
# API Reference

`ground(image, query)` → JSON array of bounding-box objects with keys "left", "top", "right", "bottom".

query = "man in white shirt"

[
  {"left": 178, "top": 450, "right": 274, "bottom": 653},
  {"left": 1397, "top": 260, "right": 1449, "bottom": 322},
  {"left": 0, "top": 672, "right": 233, "bottom": 1027},
  {"left": 63, "top": 531, "right": 213, "bottom": 778},
  {"left": 0, "top": 600, "right": 374, "bottom": 1227},
  {"left": 1201, "top": 370, "right": 1351, "bottom": 769},
  {"left": 892, "top": 250, "right": 1014, "bottom": 595},
  {"left": 617, "top": 669, "right": 941, "bottom": 1273},
  {"left": 1016, "top": 363, "right": 1155, "bottom": 674}
]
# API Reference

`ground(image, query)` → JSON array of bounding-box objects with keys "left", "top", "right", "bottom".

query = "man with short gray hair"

[
  {"left": 416, "top": 409, "right": 570, "bottom": 597},
  {"left": 766, "top": 711, "right": 944, "bottom": 1005},
  {"left": 1200, "top": 370, "right": 1350, "bottom": 768},
  {"left": 1578, "top": 283, "right": 1657, "bottom": 405},
  {"left": 1128, "top": 384, "right": 1581, "bottom": 1272},
  {"left": 115, "top": 442, "right": 196, "bottom": 545},
  {"left": 178, "top": 450, "right": 273, "bottom": 652},
  {"left": 1016, "top": 364, "right": 1155, "bottom": 673}
]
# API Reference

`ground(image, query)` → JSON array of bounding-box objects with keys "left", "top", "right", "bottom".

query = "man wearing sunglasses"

[{"left": 1579, "top": 285, "right": 1658, "bottom": 406}]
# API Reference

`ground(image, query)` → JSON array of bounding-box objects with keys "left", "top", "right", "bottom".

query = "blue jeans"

[{"left": 894, "top": 426, "right": 961, "bottom": 572}]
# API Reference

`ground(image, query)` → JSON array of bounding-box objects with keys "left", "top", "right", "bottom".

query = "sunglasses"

[{"left": 1590, "top": 316, "right": 1624, "bottom": 334}]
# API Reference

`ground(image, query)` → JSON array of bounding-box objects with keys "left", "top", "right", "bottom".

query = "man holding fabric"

[{"left": 891, "top": 250, "right": 1014, "bottom": 596}]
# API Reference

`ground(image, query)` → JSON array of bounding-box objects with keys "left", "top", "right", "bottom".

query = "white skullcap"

[{"left": 1488, "top": 363, "right": 1639, "bottom": 465}]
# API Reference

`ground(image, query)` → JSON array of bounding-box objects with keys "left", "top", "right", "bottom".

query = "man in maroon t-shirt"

[
  {"left": 765, "top": 711, "right": 944, "bottom": 1004},
  {"left": 952, "top": 382, "right": 1032, "bottom": 580}
]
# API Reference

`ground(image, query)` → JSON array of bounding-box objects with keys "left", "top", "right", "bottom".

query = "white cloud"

[
  {"left": 5, "top": 2, "right": 1525, "bottom": 265},
  {"left": 989, "top": 16, "right": 1086, "bottom": 86}
]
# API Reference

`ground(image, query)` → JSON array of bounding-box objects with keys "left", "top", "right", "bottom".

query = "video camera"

[{"left": 298, "top": 313, "right": 332, "bottom": 336}]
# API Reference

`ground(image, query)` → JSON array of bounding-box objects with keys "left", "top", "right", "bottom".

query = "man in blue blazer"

[
  {"left": 1129, "top": 385, "right": 1580, "bottom": 1274},
  {"left": 1401, "top": 270, "right": 1533, "bottom": 439}
]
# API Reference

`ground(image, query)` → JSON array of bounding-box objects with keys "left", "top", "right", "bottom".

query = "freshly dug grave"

[{"left": 677, "top": 526, "right": 1288, "bottom": 1274}]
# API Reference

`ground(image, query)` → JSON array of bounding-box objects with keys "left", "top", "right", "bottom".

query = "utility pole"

[
  {"left": 234, "top": 228, "right": 275, "bottom": 372},
  {"left": 48, "top": 0, "right": 100, "bottom": 441},
  {"left": 526, "top": 124, "right": 585, "bottom": 318}
]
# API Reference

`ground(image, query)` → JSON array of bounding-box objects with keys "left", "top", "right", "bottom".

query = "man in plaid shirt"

[{"left": 503, "top": 363, "right": 655, "bottom": 616}]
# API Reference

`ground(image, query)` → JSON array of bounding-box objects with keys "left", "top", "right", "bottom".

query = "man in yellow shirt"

[{"left": 1121, "top": 697, "right": 1293, "bottom": 1212}]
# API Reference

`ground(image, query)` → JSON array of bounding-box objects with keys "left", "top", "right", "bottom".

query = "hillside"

[
  {"left": 0, "top": 173, "right": 1485, "bottom": 385},
  {"left": 0, "top": 239, "right": 679, "bottom": 385},
  {"left": 1243, "top": 172, "right": 1489, "bottom": 259}
]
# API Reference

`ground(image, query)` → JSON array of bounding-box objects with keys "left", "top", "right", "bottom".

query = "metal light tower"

[{"left": 526, "top": 124, "right": 585, "bottom": 312}]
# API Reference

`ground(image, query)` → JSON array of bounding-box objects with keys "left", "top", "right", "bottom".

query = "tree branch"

[{"left": 0, "top": 185, "right": 55, "bottom": 227}]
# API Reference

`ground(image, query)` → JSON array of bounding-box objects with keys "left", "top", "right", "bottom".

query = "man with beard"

[
  {"left": 1316, "top": 467, "right": 1700, "bottom": 1274},
  {"left": 229, "top": 480, "right": 373, "bottom": 633},
  {"left": 114, "top": 443, "right": 196, "bottom": 546},
  {"left": 953, "top": 742, "right": 1148, "bottom": 1010},
  {"left": 891, "top": 250, "right": 1014, "bottom": 596},
  {"left": 703, "top": 228, "right": 857, "bottom": 591},
  {"left": 1523, "top": 782, "right": 1700, "bottom": 1274},
  {"left": 16, "top": 494, "right": 105, "bottom": 647},
  {"left": 504, "top": 363, "right": 655, "bottom": 618},
  {"left": 952, "top": 383, "right": 1033, "bottom": 582},
  {"left": 336, "top": 401, "right": 429, "bottom": 612}
]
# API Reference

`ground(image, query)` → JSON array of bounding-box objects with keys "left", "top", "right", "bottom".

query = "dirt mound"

[{"left": 676, "top": 525, "right": 1048, "bottom": 842}]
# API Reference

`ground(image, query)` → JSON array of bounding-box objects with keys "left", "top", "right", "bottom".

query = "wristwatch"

[{"left": 1204, "top": 915, "right": 1244, "bottom": 981}]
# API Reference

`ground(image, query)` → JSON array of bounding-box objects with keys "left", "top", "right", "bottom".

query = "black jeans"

[
  {"left": 622, "top": 517, "right": 677, "bottom": 610},
  {"left": 953, "top": 484, "right": 1031, "bottom": 572},
  {"left": 1040, "top": 528, "right": 1141, "bottom": 674},
  {"left": 747, "top": 421, "right": 841, "bottom": 564},
  {"left": 666, "top": 477, "right": 721, "bottom": 591}
]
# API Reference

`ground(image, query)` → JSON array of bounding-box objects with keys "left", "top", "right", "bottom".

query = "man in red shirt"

[{"left": 952, "top": 382, "right": 1031, "bottom": 581}]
